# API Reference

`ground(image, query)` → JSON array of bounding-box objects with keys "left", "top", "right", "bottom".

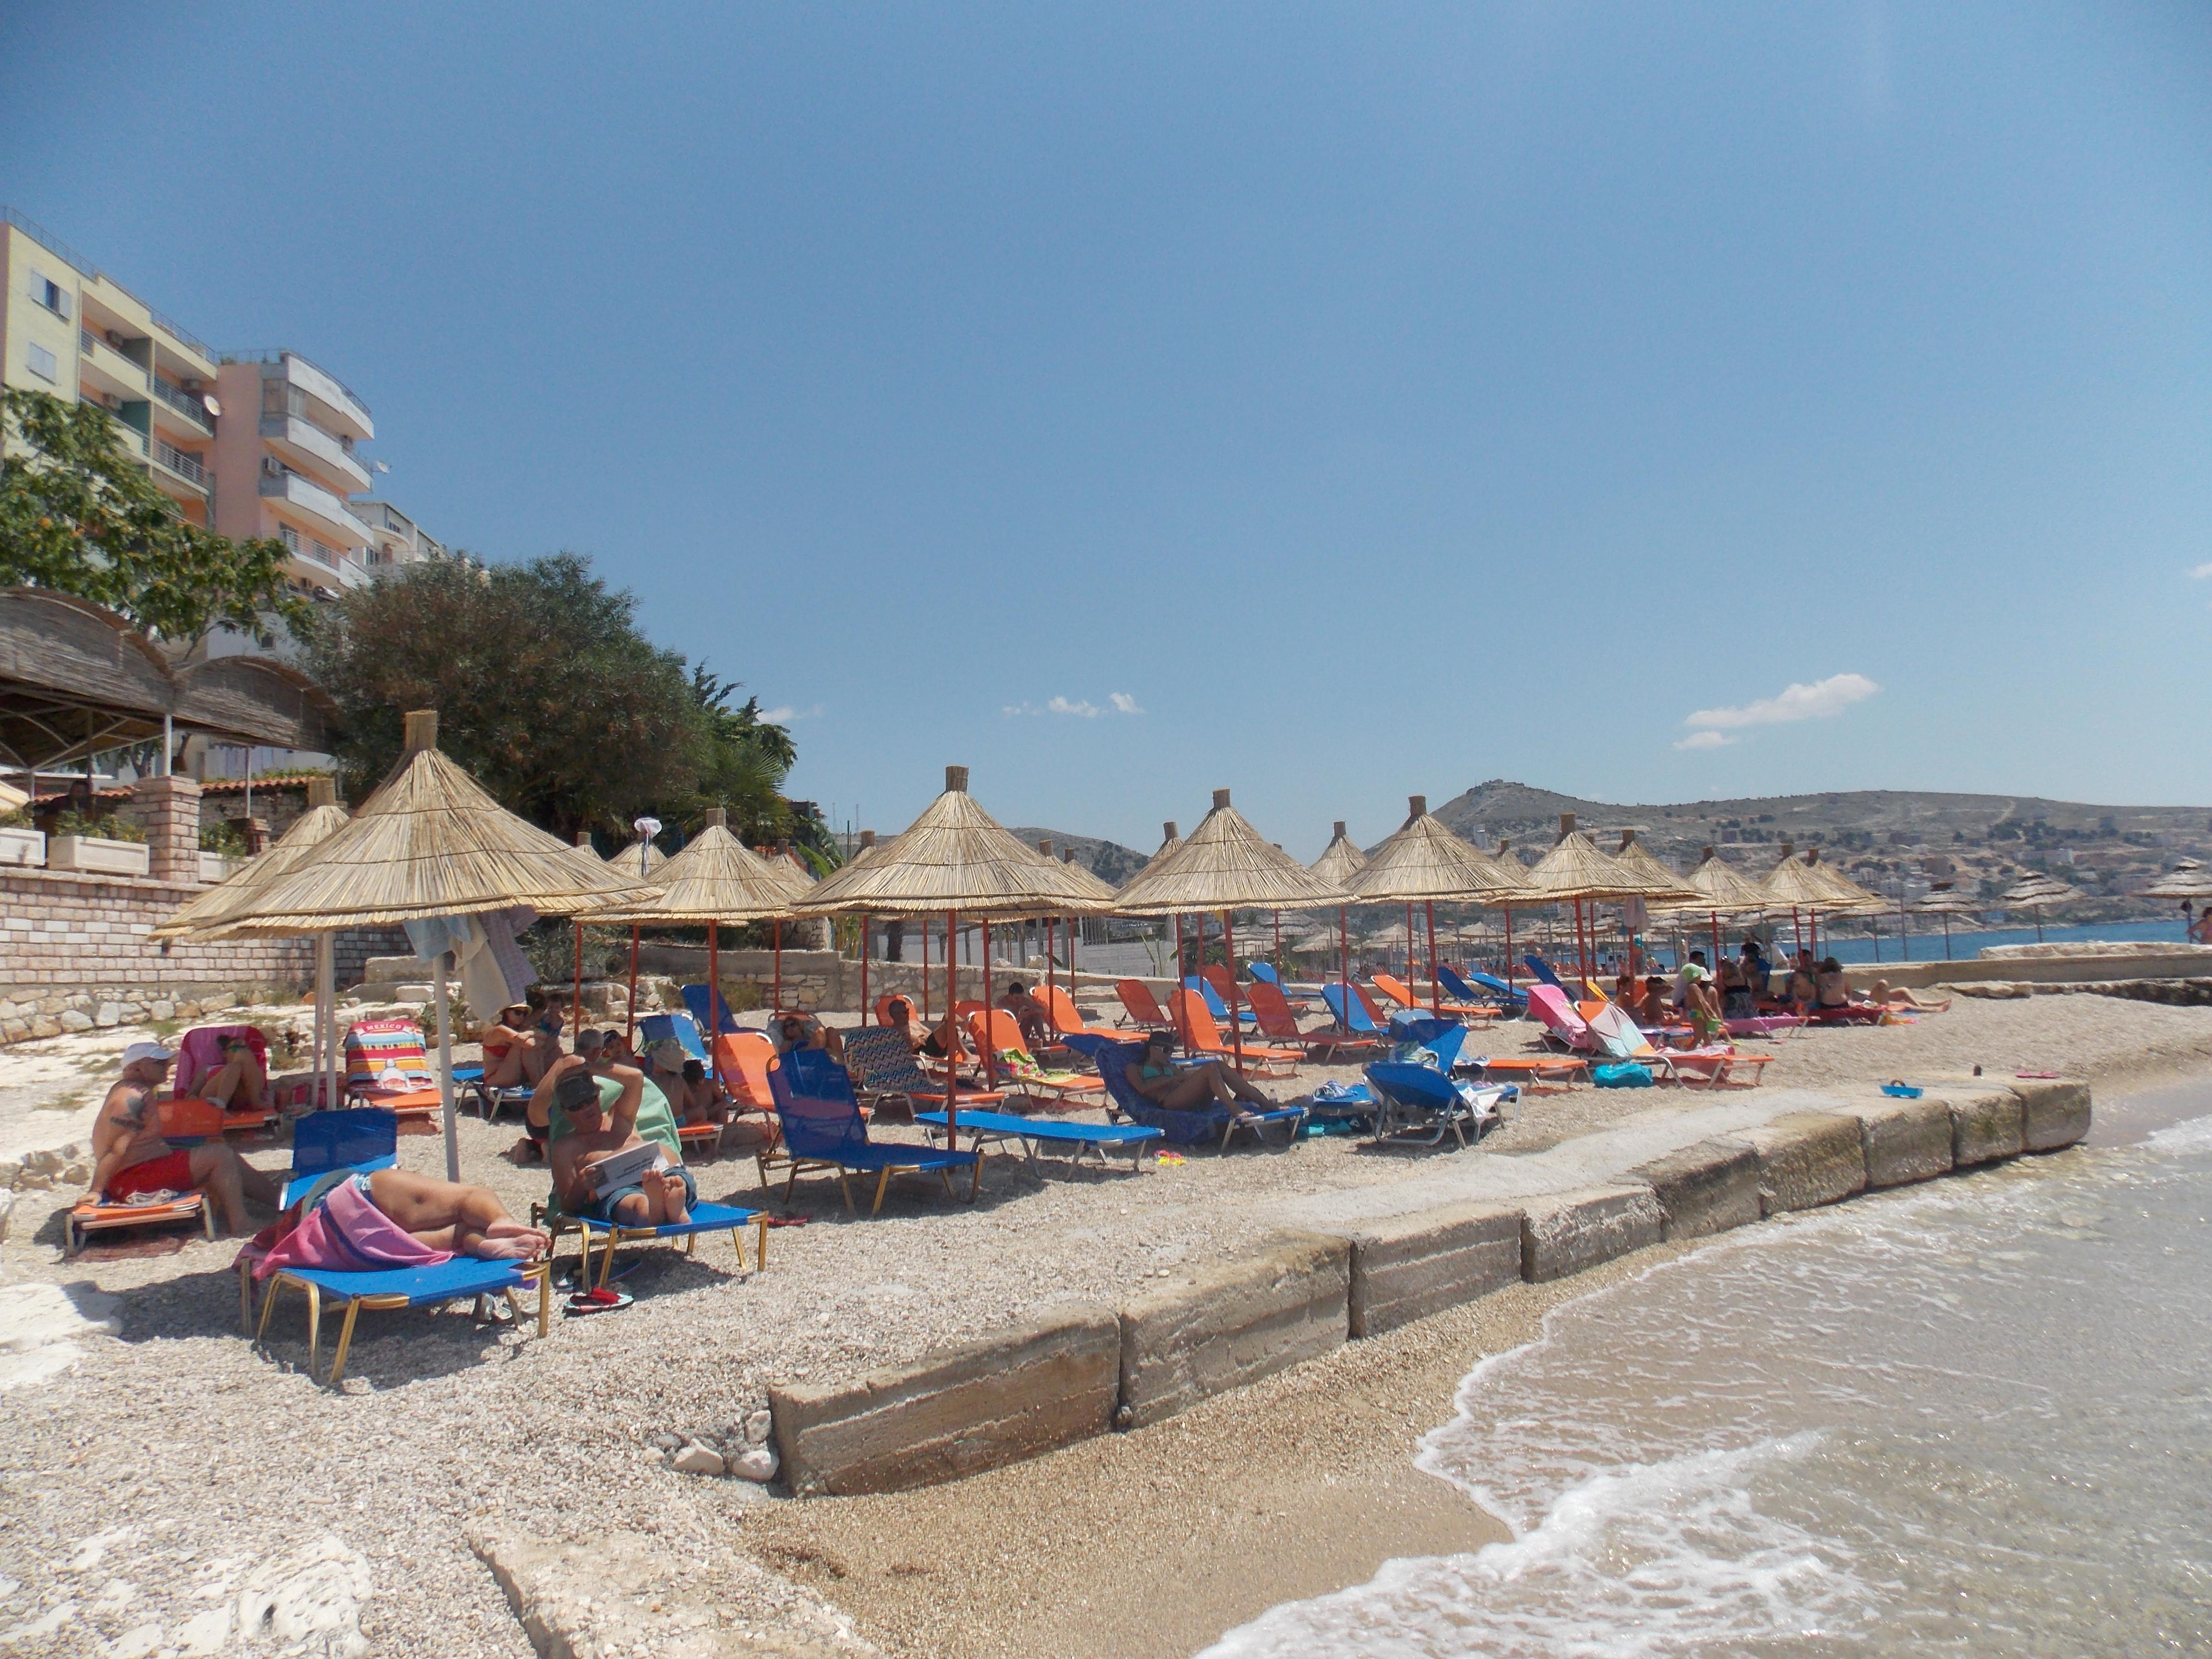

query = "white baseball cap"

[{"left": 121, "top": 1041, "right": 176, "bottom": 1068}]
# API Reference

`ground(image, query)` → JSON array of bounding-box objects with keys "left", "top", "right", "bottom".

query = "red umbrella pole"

[
  {"left": 1339, "top": 905, "right": 1351, "bottom": 1030},
  {"left": 921, "top": 916, "right": 931, "bottom": 1022},
  {"left": 944, "top": 909, "right": 960, "bottom": 1152},
  {"left": 981, "top": 918, "right": 996, "bottom": 1092},
  {"left": 1224, "top": 908, "right": 1245, "bottom": 1075},
  {"left": 772, "top": 918, "right": 782, "bottom": 1016},
  {"left": 571, "top": 920, "right": 584, "bottom": 1054},
  {"left": 709, "top": 920, "right": 720, "bottom": 1038},
  {"left": 1185, "top": 911, "right": 1203, "bottom": 1057},
  {"left": 859, "top": 913, "right": 870, "bottom": 1026},
  {"left": 1426, "top": 899, "right": 1442, "bottom": 1015}
]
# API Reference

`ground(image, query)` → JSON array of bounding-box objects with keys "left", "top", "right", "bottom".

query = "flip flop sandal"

[
  {"left": 565, "top": 1287, "right": 634, "bottom": 1316},
  {"left": 764, "top": 1214, "right": 811, "bottom": 1228}
]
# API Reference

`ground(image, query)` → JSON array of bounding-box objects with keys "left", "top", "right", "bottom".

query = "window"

[
  {"left": 25, "top": 342, "right": 56, "bottom": 382},
  {"left": 278, "top": 524, "right": 301, "bottom": 553},
  {"left": 27, "top": 269, "right": 68, "bottom": 318}
]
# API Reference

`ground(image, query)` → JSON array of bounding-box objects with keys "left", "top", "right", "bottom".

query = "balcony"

[
  {"left": 228, "top": 350, "right": 373, "bottom": 441},
  {"left": 152, "top": 439, "right": 209, "bottom": 492},
  {"left": 77, "top": 330, "right": 146, "bottom": 398},
  {"left": 149, "top": 375, "right": 213, "bottom": 433},
  {"left": 259, "top": 413, "right": 370, "bottom": 493},
  {"left": 259, "top": 469, "right": 369, "bottom": 551}
]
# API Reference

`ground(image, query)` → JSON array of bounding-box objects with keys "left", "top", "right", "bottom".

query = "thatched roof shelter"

[
  {"left": 797, "top": 766, "right": 1109, "bottom": 919},
  {"left": 2143, "top": 861, "right": 2212, "bottom": 901},
  {"left": 223, "top": 711, "right": 651, "bottom": 932},
  {"left": 586, "top": 813, "right": 796, "bottom": 926},
  {"left": 1521, "top": 814, "right": 1667, "bottom": 902},
  {"left": 1907, "top": 885, "right": 1982, "bottom": 916},
  {"left": 151, "top": 777, "right": 351, "bottom": 941},
  {"left": 1309, "top": 821, "right": 1367, "bottom": 890},
  {"left": 1350, "top": 797, "right": 1518, "bottom": 903},
  {"left": 1762, "top": 847, "right": 1858, "bottom": 911},
  {"left": 1608, "top": 830, "right": 1699, "bottom": 904},
  {"left": 2002, "top": 872, "right": 2083, "bottom": 908},
  {"left": 1111, "top": 789, "right": 1351, "bottom": 916},
  {"left": 1653, "top": 845, "right": 1779, "bottom": 919},
  {"left": 1036, "top": 840, "right": 1118, "bottom": 906},
  {"left": 1799, "top": 848, "right": 1885, "bottom": 913},
  {"left": 605, "top": 835, "right": 668, "bottom": 880}
]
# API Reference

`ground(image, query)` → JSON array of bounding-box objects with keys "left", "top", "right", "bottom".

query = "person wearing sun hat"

[{"left": 88, "top": 1041, "right": 281, "bottom": 1233}]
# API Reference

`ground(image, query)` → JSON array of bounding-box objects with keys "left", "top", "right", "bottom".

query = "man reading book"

[{"left": 547, "top": 1065, "right": 695, "bottom": 1226}]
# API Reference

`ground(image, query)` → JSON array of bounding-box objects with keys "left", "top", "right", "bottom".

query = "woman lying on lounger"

[
  {"left": 1863, "top": 979, "right": 1952, "bottom": 1013},
  {"left": 1127, "top": 1029, "right": 1285, "bottom": 1113},
  {"left": 347, "top": 1168, "right": 552, "bottom": 1260}
]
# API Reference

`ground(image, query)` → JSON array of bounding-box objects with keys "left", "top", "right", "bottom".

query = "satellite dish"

[{"left": 201, "top": 395, "right": 223, "bottom": 418}]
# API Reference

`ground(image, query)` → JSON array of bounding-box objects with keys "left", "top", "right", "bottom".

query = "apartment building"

[
  {"left": 1, "top": 210, "right": 220, "bottom": 527},
  {"left": 350, "top": 499, "right": 448, "bottom": 569},
  {"left": 209, "top": 349, "right": 384, "bottom": 596}
]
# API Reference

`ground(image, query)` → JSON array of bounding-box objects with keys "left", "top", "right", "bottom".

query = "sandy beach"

[{"left": 0, "top": 991, "right": 2208, "bottom": 1656}]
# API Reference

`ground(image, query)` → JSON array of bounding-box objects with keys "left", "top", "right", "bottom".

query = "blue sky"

[{"left": 6, "top": 4, "right": 2209, "bottom": 855}]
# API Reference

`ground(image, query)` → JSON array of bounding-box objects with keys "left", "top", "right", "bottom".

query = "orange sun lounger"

[
  {"left": 1167, "top": 990, "right": 1303, "bottom": 1078},
  {"left": 1370, "top": 972, "right": 1496, "bottom": 1022}
]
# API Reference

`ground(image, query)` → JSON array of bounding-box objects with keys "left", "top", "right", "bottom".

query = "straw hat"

[
  {"left": 1350, "top": 797, "right": 1524, "bottom": 904},
  {"left": 797, "top": 766, "right": 1111, "bottom": 918},
  {"left": 1309, "top": 821, "right": 1368, "bottom": 890},
  {"left": 1652, "top": 845, "right": 1781, "bottom": 919},
  {"left": 151, "top": 777, "right": 352, "bottom": 941},
  {"left": 1112, "top": 789, "right": 1351, "bottom": 915},
  {"left": 216, "top": 711, "right": 652, "bottom": 932},
  {"left": 586, "top": 809, "right": 798, "bottom": 924},
  {"left": 1521, "top": 814, "right": 1671, "bottom": 902}
]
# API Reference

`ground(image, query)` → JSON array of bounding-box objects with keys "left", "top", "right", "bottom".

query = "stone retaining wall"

[
  {"left": 753, "top": 1078, "right": 2094, "bottom": 1498},
  {"left": 0, "top": 867, "right": 403, "bottom": 1045}
]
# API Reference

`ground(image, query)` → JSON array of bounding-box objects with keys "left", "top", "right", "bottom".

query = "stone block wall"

[{"left": 0, "top": 867, "right": 404, "bottom": 1045}]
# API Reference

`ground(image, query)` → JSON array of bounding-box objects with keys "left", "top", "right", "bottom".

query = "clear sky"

[{"left": 6, "top": 3, "right": 2209, "bottom": 855}]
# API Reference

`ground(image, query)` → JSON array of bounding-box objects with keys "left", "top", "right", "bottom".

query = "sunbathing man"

[
  {"left": 88, "top": 1042, "right": 281, "bottom": 1234},
  {"left": 1125, "top": 1029, "right": 1282, "bottom": 1115},
  {"left": 481, "top": 989, "right": 562, "bottom": 1090},
  {"left": 997, "top": 982, "right": 1054, "bottom": 1052},
  {"left": 774, "top": 1010, "right": 846, "bottom": 1066},
  {"left": 189, "top": 1031, "right": 267, "bottom": 1113},
  {"left": 547, "top": 1066, "right": 694, "bottom": 1226}
]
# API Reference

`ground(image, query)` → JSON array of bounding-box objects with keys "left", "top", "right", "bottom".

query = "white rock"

[
  {"left": 235, "top": 1535, "right": 372, "bottom": 1659},
  {"left": 0, "top": 1600, "right": 75, "bottom": 1643},
  {"left": 93, "top": 1004, "right": 121, "bottom": 1029},
  {"left": 110, "top": 1621, "right": 163, "bottom": 1658},
  {"left": 743, "top": 1409, "right": 773, "bottom": 1445},
  {"left": 150, "top": 1001, "right": 175, "bottom": 1022},
  {"left": 58, "top": 1010, "right": 92, "bottom": 1032},
  {"left": 0, "top": 1283, "right": 121, "bottom": 1357},
  {"left": 178, "top": 1604, "right": 230, "bottom": 1653},
  {"left": 0, "top": 1190, "right": 14, "bottom": 1246},
  {"left": 732, "top": 1445, "right": 779, "bottom": 1482},
  {"left": 669, "top": 1442, "right": 724, "bottom": 1476}
]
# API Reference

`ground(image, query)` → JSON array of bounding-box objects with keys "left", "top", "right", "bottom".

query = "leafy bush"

[{"left": 54, "top": 810, "right": 145, "bottom": 844}]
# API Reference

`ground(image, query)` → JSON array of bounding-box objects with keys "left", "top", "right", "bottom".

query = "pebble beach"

[{"left": 3, "top": 990, "right": 2210, "bottom": 1657}]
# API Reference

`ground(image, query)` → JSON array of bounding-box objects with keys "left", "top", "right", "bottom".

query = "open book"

[{"left": 588, "top": 1141, "right": 671, "bottom": 1198}]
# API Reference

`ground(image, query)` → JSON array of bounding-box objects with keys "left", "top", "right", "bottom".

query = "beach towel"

[{"left": 250, "top": 1174, "right": 452, "bottom": 1282}]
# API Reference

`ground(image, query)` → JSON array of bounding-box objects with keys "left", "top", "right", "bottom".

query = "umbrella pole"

[
  {"left": 773, "top": 919, "right": 782, "bottom": 1016},
  {"left": 1174, "top": 913, "right": 1184, "bottom": 984},
  {"left": 1338, "top": 905, "right": 1350, "bottom": 1031},
  {"left": 1426, "top": 900, "right": 1442, "bottom": 1015},
  {"left": 625, "top": 926, "right": 640, "bottom": 1049},
  {"left": 921, "top": 918, "right": 931, "bottom": 1022},
  {"left": 1224, "top": 909, "right": 1245, "bottom": 1075},
  {"left": 318, "top": 932, "right": 336, "bottom": 1112},
  {"left": 859, "top": 914, "right": 869, "bottom": 1026},
  {"left": 435, "top": 952, "right": 460, "bottom": 1183},
  {"left": 709, "top": 921, "right": 720, "bottom": 1037},
  {"left": 1273, "top": 909, "right": 1282, "bottom": 979},
  {"left": 981, "top": 919, "right": 995, "bottom": 1092},
  {"left": 572, "top": 921, "right": 584, "bottom": 1054},
  {"left": 1503, "top": 907, "right": 1514, "bottom": 1000},
  {"left": 1046, "top": 916, "right": 1055, "bottom": 1010},
  {"left": 944, "top": 908, "right": 960, "bottom": 1153}
]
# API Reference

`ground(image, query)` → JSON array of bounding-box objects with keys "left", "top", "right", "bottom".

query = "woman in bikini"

[{"left": 1126, "top": 1029, "right": 1283, "bottom": 1113}]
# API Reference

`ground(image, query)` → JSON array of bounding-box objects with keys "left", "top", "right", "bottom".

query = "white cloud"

[
  {"left": 1047, "top": 696, "right": 1101, "bottom": 718},
  {"left": 1684, "top": 673, "right": 1880, "bottom": 731},
  {"left": 757, "top": 704, "right": 821, "bottom": 723},
  {"left": 1674, "top": 730, "right": 1736, "bottom": 750},
  {"left": 1109, "top": 692, "right": 1143, "bottom": 714},
  {"left": 2192, "top": 562, "right": 2212, "bottom": 579},
  {"left": 1006, "top": 693, "right": 1145, "bottom": 718}
]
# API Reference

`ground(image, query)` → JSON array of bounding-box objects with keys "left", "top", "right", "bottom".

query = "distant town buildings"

[{"left": 2, "top": 208, "right": 454, "bottom": 608}]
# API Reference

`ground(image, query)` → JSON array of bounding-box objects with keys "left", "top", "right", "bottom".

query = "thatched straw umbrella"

[
  {"left": 152, "top": 776, "right": 353, "bottom": 1110},
  {"left": 1652, "top": 846, "right": 1781, "bottom": 969},
  {"left": 1310, "top": 821, "right": 1367, "bottom": 891},
  {"left": 2001, "top": 872, "right": 2082, "bottom": 943},
  {"left": 1350, "top": 796, "right": 1519, "bottom": 1014},
  {"left": 1113, "top": 788, "right": 1351, "bottom": 1068},
  {"left": 2145, "top": 860, "right": 2212, "bottom": 940},
  {"left": 1759, "top": 845, "right": 1875, "bottom": 962},
  {"left": 1143, "top": 822, "right": 1186, "bottom": 984},
  {"left": 1520, "top": 814, "right": 1671, "bottom": 982},
  {"left": 586, "top": 809, "right": 798, "bottom": 1045},
  {"left": 797, "top": 766, "right": 1111, "bottom": 1141},
  {"left": 1907, "top": 884, "right": 1980, "bottom": 959},
  {"left": 219, "top": 712, "right": 651, "bottom": 1177},
  {"left": 1030, "top": 841, "right": 1117, "bottom": 1015}
]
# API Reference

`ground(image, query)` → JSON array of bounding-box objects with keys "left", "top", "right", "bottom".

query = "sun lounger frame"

[{"left": 255, "top": 1257, "right": 551, "bottom": 1387}]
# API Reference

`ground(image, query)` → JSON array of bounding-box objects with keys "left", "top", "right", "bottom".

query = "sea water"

[{"left": 1204, "top": 1092, "right": 2212, "bottom": 1657}]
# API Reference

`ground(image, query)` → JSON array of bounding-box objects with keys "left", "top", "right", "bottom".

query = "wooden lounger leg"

[
  {"left": 872, "top": 1166, "right": 894, "bottom": 1217},
  {"left": 304, "top": 1281, "right": 323, "bottom": 1380},
  {"left": 838, "top": 1171, "right": 856, "bottom": 1214},
  {"left": 753, "top": 1214, "right": 769, "bottom": 1270},
  {"left": 325, "top": 1297, "right": 366, "bottom": 1387},
  {"left": 532, "top": 1262, "right": 551, "bottom": 1337},
  {"left": 254, "top": 1275, "right": 285, "bottom": 1346},
  {"left": 237, "top": 1260, "right": 254, "bottom": 1334}
]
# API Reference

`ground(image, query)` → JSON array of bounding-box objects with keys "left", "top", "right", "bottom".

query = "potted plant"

[
  {"left": 198, "top": 817, "right": 253, "bottom": 883},
  {"left": 0, "top": 807, "right": 42, "bottom": 869},
  {"left": 48, "top": 810, "right": 151, "bottom": 877}
]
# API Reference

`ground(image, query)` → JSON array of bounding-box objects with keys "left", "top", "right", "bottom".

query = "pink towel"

[{"left": 252, "top": 1176, "right": 452, "bottom": 1281}]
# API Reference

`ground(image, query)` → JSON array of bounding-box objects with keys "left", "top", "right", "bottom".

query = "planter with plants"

[
  {"left": 48, "top": 811, "right": 150, "bottom": 877},
  {"left": 0, "top": 808, "right": 43, "bottom": 868},
  {"left": 198, "top": 818, "right": 253, "bottom": 883}
]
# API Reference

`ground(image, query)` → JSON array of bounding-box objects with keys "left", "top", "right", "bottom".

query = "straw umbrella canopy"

[
  {"left": 1141, "top": 821, "right": 1189, "bottom": 983},
  {"left": 798, "top": 766, "right": 1113, "bottom": 1140},
  {"left": 217, "top": 710, "right": 653, "bottom": 1177},
  {"left": 1519, "top": 814, "right": 1671, "bottom": 981},
  {"left": 1349, "top": 796, "right": 1521, "bottom": 1014},
  {"left": 1799, "top": 847, "right": 1886, "bottom": 914},
  {"left": 607, "top": 834, "right": 668, "bottom": 881},
  {"left": 1310, "top": 821, "right": 1368, "bottom": 890},
  {"left": 2143, "top": 860, "right": 2212, "bottom": 902},
  {"left": 1114, "top": 788, "right": 1351, "bottom": 1068},
  {"left": 151, "top": 777, "right": 354, "bottom": 1113},
  {"left": 1652, "top": 845, "right": 1781, "bottom": 969},
  {"left": 2001, "top": 872, "right": 2082, "bottom": 943},
  {"left": 1907, "top": 883, "right": 1981, "bottom": 959},
  {"left": 585, "top": 809, "right": 799, "bottom": 1042}
]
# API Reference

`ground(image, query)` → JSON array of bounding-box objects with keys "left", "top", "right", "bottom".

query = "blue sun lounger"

[
  {"left": 639, "top": 1011, "right": 713, "bottom": 1064},
  {"left": 1524, "top": 955, "right": 1568, "bottom": 992},
  {"left": 1061, "top": 1034, "right": 1306, "bottom": 1150},
  {"left": 914, "top": 1107, "right": 1162, "bottom": 1173},
  {"left": 1441, "top": 963, "right": 1525, "bottom": 1014},
  {"left": 573, "top": 1200, "right": 770, "bottom": 1290},
  {"left": 681, "top": 983, "right": 745, "bottom": 1037},
  {"left": 1362, "top": 1061, "right": 1507, "bottom": 1150},
  {"left": 1185, "top": 976, "right": 1262, "bottom": 1029},
  {"left": 766, "top": 1051, "right": 980, "bottom": 1214},
  {"left": 254, "top": 1255, "right": 551, "bottom": 1387},
  {"left": 1321, "top": 984, "right": 1391, "bottom": 1041}
]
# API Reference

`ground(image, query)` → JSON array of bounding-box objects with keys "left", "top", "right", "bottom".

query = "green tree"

[
  {"left": 0, "top": 388, "right": 310, "bottom": 646},
  {"left": 306, "top": 552, "right": 710, "bottom": 841},
  {"left": 687, "top": 664, "right": 798, "bottom": 846}
]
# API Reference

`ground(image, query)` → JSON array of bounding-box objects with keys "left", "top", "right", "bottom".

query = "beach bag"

[{"left": 1592, "top": 1062, "right": 1653, "bottom": 1089}]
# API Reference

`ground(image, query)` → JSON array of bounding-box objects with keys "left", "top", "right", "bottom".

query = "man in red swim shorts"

[{"left": 89, "top": 1042, "right": 281, "bottom": 1233}]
